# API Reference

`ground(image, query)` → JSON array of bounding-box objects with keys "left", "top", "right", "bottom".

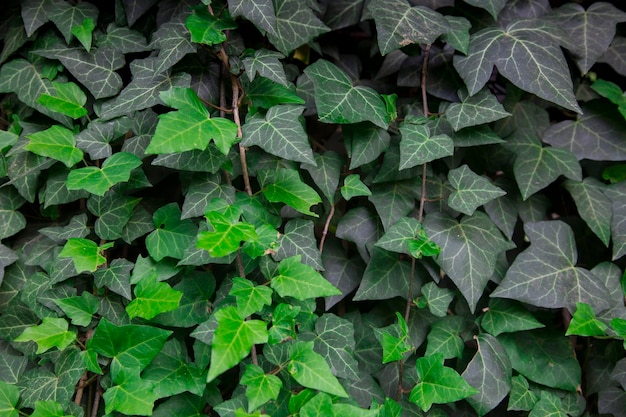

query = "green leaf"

[
  {"left": 53, "top": 292, "right": 99, "bottom": 327},
  {"left": 508, "top": 375, "right": 539, "bottom": 411},
  {"left": 368, "top": 0, "right": 450, "bottom": 55},
  {"left": 504, "top": 130, "right": 581, "bottom": 200},
  {"left": 498, "top": 329, "right": 581, "bottom": 391},
  {"left": 548, "top": 3, "right": 626, "bottom": 74},
  {"left": 274, "top": 218, "right": 323, "bottom": 270},
  {"left": 447, "top": 165, "right": 506, "bottom": 215},
  {"left": 529, "top": 391, "right": 566, "bottom": 417},
  {"left": 441, "top": 15, "right": 471, "bottom": 54},
  {"left": 344, "top": 123, "right": 390, "bottom": 169},
  {"left": 229, "top": 277, "right": 273, "bottom": 317},
  {"left": 480, "top": 298, "right": 545, "bottom": 337},
  {"left": 71, "top": 18, "right": 95, "bottom": 52},
  {"left": 186, "top": 7, "right": 237, "bottom": 45},
  {"left": 409, "top": 353, "right": 479, "bottom": 412},
  {"left": 48, "top": 1, "right": 98, "bottom": 44},
  {"left": 103, "top": 366, "right": 158, "bottom": 416},
  {"left": 419, "top": 282, "right": 455, "bottom": 318},
  {"left": 0, "top": 187, "right": 26, "bottom": 240},
  {"left": 0, "top": 380, "right": 20, "bottom": 417},
  {"left": 375, "top": 217, "right": 440, "bottom": 258},
  {"left": 39, "top": 213, "right": 89, "bottom": 243},
  {"left": 262, "top": 169, "right": 322, "bottom": 217},
  {"left": 369, "top": 179, "right": 420, "bottom": 231},
  {"left": 15, "top": 317, "right": 76, "bottom": 354},
  {"left": 380, "top": 312, "right": 413, "bottom": 363},
  {"left": 302, "top": 151, "right": 343, "bottom": 203},
  {"left": 37, "top": 81, "right": 88, "bottom": 119},
  {"left": 97, "top": 23, "right": 150, "bottom": 53},
  {"left": 88, "top": 192, "right": 141, "bottom": 241},
  {"left": 453, "top": 22, "right": 581, "bottom": 113},
  {"left": 241, "top": 105, "right": 314, "bottom": 164},
  {"left": 207, "top": 306, "right": 268, "bottom": 382},
  {"left": 59, "top": 238, "right": 112, "bottom": 273},
  {"left": 229, "top": 0, "right": 277, "bottom": 37},
  {"left": 563, "top": 178, "right": 612, "bottom": 246},
  {"left": 304, "top": 60, "right": 389, "bottom": 129},
  {"left": 126, "top": 275, "right": 182, "bottom": 320},
  {"left": 66, "top": 152, "right": 142, "bottom": 196},
  {"left": 271, "top": 255, "right": 340, "bottom": 300},
  {"left": 424, "top": 212, "right": 513, "bottom": 312},
  {"left": 462, "top": 334, "right": 512, "bottom": 416},
  {"left": 353, "top": 246, "right": 414, "bottom": 301},
  {"left": 21, "top": 0, "right": 55, "bottom": 36},
  {"left": 398, "top": 122, "right": 453, "bottom": 170},
  {"left": 492, "top": 220, "right": 611, "bottom": 313},
  {"left": 611, "top": 318, "right": 626, "bottom": 349},
  {"left": 197, "top": 210, "right": 258, "bottom": 258},
  {"left": 288, "top": 341, "right": 349, "bottom": 397},
  {"left": 145, "top": 88, "right": 238, "bottom": 156},
  {"left": 445, "top": 88, "right": 511, "bottom": 131},
  {"left": 30, "top": 400, "right": 66, "bottom": 417},
  {"left": 93, "top": 258, "right": 133, "bottom": 300},
  {"left": 182, "top": 172, "right": 236, "bottom": 219},
  {"left": 245, "top": 77, "right": 306, "bottom": 109},
  {"left": 243, "top": 49, "right": 288, "bottom": 87},
  {"left": 566, "top": 302, "right": 608, "bottom": 337},
  {"left": 150, "top": 22, "right": 196, "bottom": 75},
  {"left": 266, "top": 0, "right": 329, "bottom": 55},
  {"left": 25, "top": 126, "right": 83, "bottom": 168},
  {"left": 425, "top": 316, "right": 467, "bottom": 359},
  {"left": 341, "top": 174, "right": 371, "bottom": 200},
  {"left": 241, "top": 364, "right": 283, "bottom": 412},
  {"left": 89, "top": 318, "right": 172, "bottom": 371},
  {"left": 145, "top": 203, "right": 197, "bottom": 261}
]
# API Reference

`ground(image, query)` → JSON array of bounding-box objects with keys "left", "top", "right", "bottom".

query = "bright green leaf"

[
  {"left": 197, "top": 210, "right": 258, "bottom": 258},
  {"left": 66, "top": 152, "right": 142, "bottom": 196},
  {"left": 508, "top": 375, "right": 539, "bottom": 411},
  {"left": 145, "top": 203, "right": 197, "bottom": 261},
  {"left": 0, "top": 381, "right": 19, "bottom": 417},
  {"left": 341, "top": 174, "right": 371, "bottom": 201},
  {"left": 25, "top": 125, "right": 83, "bottom": 168},
  {"left": 103, "top": 366, "right": 158, "bottom": 416},
  {"left": 262, "top": 169, "right": 322, "bottom": 217},
  {"left": 53, "top": 292, "right": 99, "bottom": 327},
  {"left": 380, "top": 312, "right": 412, "bottom": 363},
  {"left": 229, "top": 277, "right": 273, "bottom": 317},
  {"left": 241, "top": 364, "right": 282, "bottom": 412},
  {"left": 37, "top": 82, "right": 88, "bottom": 119},
  {"left": 480, "top": 298, "right": 545, "bottom": 337},
  {"left": 566, "top": 302, "right": 608, "bottom": 337},
  {"left": 271, "top": 255, "right": 340, "bottom": 300},
  {"left": 15, "top": 317, "right": 76, "bottom": 354},
  {"left": 71, "top": 18, "right": 95, "bottom": 52},
  {"left": 126, "top": 275, "right": 183, "bottom": 320},
  {"left": 59, "top": 238, "right": 112, "bottom": 273},
  {"left": 186, "top": 6, "right": 237, "bottom": 45}
]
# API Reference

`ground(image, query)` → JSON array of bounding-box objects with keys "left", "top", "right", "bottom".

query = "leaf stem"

[{"left": 319, "top": 204, "right": 335, "bottom": 254}]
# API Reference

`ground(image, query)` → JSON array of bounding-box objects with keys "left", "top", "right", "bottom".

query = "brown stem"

[
  {"left": 421, "top": 44, "right": 432, "bottom": 117},
  {"left": 90, "top": 376, "right": 101, "bottom": 417},
  {"left": 231, "top": 77, "right": 253, "bottom": 196},
  {"left": 319, "top": 204, "right": 335, "bottom": 254}
]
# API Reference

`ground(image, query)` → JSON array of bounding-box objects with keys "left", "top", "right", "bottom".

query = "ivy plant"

[{"left": 1, "top": 0, "right": 626, "bottom": 416}]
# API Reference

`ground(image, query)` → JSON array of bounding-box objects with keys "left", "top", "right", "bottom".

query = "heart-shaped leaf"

[{"left": 66, "top": 152, "right": 142, "bottom": 196}]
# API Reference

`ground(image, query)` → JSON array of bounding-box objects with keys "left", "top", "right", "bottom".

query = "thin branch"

[
  {"left": 421, "top": 44, "right": 432, "bottom": 117},
  {"left": 319, "top": 204, "right": 335, "bottom": 254}
]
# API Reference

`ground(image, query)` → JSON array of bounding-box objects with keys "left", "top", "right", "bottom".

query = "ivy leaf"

[
  {"left": 30, "top": 400, "right": 69, "bottom": 417},
  {"left": 498, "top": 329, "right": 581, "bottom": 391},
  {"left": 186, "top": 6, "right": 237, "bottom": 46},
  {"left": 529, "top": 391, "right": 566, "bottom": 417},
  {"left": 53, "top": 292, "right": 99, "bottom": 327},
  {"left": 245, "top": 77, "right": 305, "bottom": 109},
  {"left": 419, "top": 282, "right": 455, "bottom": 318},
  {"left": 274, "top": 218, "right": 323, "bottom": 271},
  {"left": 207, "top": 306, "right": 268, "bottom": 382},
  {"left": 0, "top": 187, "right": 26, "bottom": 240},
  {"left": 445, "top": 88, "right": 511, "bottom": 131},
  {"left": 241, "top": 364, "right": 283, "bottom": 412},
  {"left": 353, "top": 246, "right": 413, "bottom": 301},
  {"left": 241, "top": 105, "right": 314, "bottom": 164},
  {"left": 145, "top": 88, "right": 238, "bottom": 156},
  {"left": 409, "top": 353, "right": 479, "bottom": 412},
  {"left": 453, "top": 21, "right": 581, "bottom": 113},
  {"left": 25, "top": 126, "right": 83, "bottom": 168},
  {"left": 288, "top": 341, "right": 349, "bottom": 397},
  {"left": 126, "top": 275, "right": 183, "bottom": 320},
  {"left": 548, "top": 3, "right": 626, "bottom": 74},
  {"left": 344, "top": 123, "right": 390, "bottom": 169},
  {"left": 563, "top": 178, "right": 612, "bottom": 246},
  {"left": 103, "top": 366, "right": 158, "bottom": 416},
  {"left": 266, "top": 0, "right": 329, "bottom": 55},
  {"left": 341, "top": 174, "right": 371, "bottom": 201},
  {"left": 566, "top": 302, "right": 608, "bottom": 337},
  {"left": 34, "top": 46, "right": 125, "bottom": 100},
  {"left": 59, "top": 238, "right": 112, "bottom": 273},
  {"left": 97, "top": 24, "right": 150, "bottom": 54},
  {"left": 262, "top": 169, "right": 322, "bottom": 217},
  {"left": 48, "top": 1, "right": 98, "bottom": 44},
  {"left": 508, "top": 375, "right": 539, "bottom": 411},
  {"left": 37, "top": 81, "right": 88, "bottom": 119},
  {"left": 368, "top": 0, "right": 450, "bottom": 55},
  {"left": 21, "top": 0, "right": 54, "bottom": 36},
  {"left": 145, "top": 203, "right": 197, "bottom": 261},
  {"left": 197, "top": 210, "right": 258, "bottom": 258},
  {"left": 150, "top": 22, "right": 196, "bottom": 75},
  {"left": 304, "top": 60, "right": 389, "bottom": 129},
  {"left": 243, "top": 49, "right": 288, "bottom": 87},
  {"left": 543, "top": 102, "right": 626, "bottom": 161},
  {"left": 302, "top": 151, "right": 343, "bottom": 204},
  {"left": 71, "top": 18, "right": 95, "bottom": 52},
  {"left": 89, "top": 318, "right": 172, "bottom": 371},
  {"left": 505, "top": 130, "right": 581, "bottom": 200},
  {"left": 0, "top": 383, "right": 19, "bottom": 417},
  {"left": 462, "top": 334, "right": 512, "bottom": 416},
  {"left": 271, "top": 256, "right": 340, "bottom": 300},
  {"left": 14, "top": 317, "right": 76, "bottom": 354},
  {"left": 424, "top": 212, "right": 513, "bottom": 312},
  {"left": 369, "top": 179, "right": 420, "bottom": 231},
  {"left": 447, "top": 165, "right": 506, "bottom": 215},
  {"left": 480, "top": 298, "right": 545, "bottom": 337},
  {"left": 93, "top": 258, "right": 133, "bottom": 300},
  {"left": 66, "top": 152, "right": 142, "bottom": 197},
  {"left": 379, "top": 312, "right": 413, "bottom": 363},
  {"left": 229, "top": 277, "right": 273, "bottom": 317},
  {"left": 492, "top": 220, "right": 611, "bottom": 313},
  {"left": 375, "top": 217, "right": 440, "bottom": 258},
  {"left": 88, "top": 192, "right": 141, "bottom": 241},
  {"left": 229, "top": 0, "right": 277, "bottom": 37},
  {"left": 425, "top": 316, "right": 467, "bottom": 359},
  {"left": 398, "top": 122, "right": 453, "bottom": 170}
]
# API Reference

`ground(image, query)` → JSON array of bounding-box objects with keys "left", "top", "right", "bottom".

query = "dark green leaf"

[
  {"left": 93, "top": 259, "right": 133, "bottom": 300},
  {"left": 563, "top": 178, "right": 611, "bottom": 246},
  {"left": 151, "top": 270, "right": 214, "bottom": 327},
  {"left": 369, "top": 179, "right": 419, "bottom": 231},
  {"left": 97, "top": 24, "right": 150, "bottom": 53},
  {"left": 229, "top": 0, "right": 277, "bottom": 36},
  {"left": 341, "top": 174, "right": 371, "bottom": 200},
  {"left": 21, "top": 0, "right": 54, "bottom": 36},
  {"left": 48, "top": 1, "right": 98, "bottom": 44},
  {"left": 274, "top": 218, "right": 323, "bottom": 270},
  {"left": 145, "top": 203, "right": 197, "bottom": 261},
  {"left": 243, "top": 49, "right": 288, "bottom": 87},
  {"left": 508, "top": 375, "right": 539, "bottom": 411},
  {"left": 0, "top": 186, "right": 26, "bottom": 240},
  {"left": 352, "top": 246, "right": 414, "bottom": 301},
  {"left": 344, "top": 123, "right": 390, "bottom": 169},
  {"left": 305, "top": 60, "right": 389, "bottom": 128},
  {"left": 398, "top": 122, "right": 453, "bottom": 170},
  {"left": 302, "top": 151, "right": 343, "bottom": 203},
  {"left": 480, "top": 298, "right": 545, "bottom": 336},
  {"left": 150, "top": 22, "right": 196, "bottom": 75},
  {"left": 288, "top": 341, "right": 348, "bottom": 397},
  {"left": 266, "top": 0, "right": 329, "bottom": 55},
  {"left": 445, "top": 88, "right": 510, "bottom": 131},
  {"left": 425, "top": 316, "right": 467, "bottom": 359}
]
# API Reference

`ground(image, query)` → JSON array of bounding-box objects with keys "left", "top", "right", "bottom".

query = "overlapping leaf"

[
  {"left": 564, "top": 178, "right": 612, "bottom": 246},
  {"left": 271, "top": 255, "right": 340, "bottom": 300},
  {"left": 229, "top": 0, "right": 277, "bottom": 36},
  {"left": 288, "top": 341, "right": 348, "bottom": 397},
  {"left": 186, "top": 7, "right": 237, "bottom": 46},
  {"left": 448, "top": 165, "right": 506, "bottom": 215},
  {"left": 66, "top": 152, "right": 142, "bottom": 196},
  {"left": 243, "top": 49, "right": 288, "bottom": 87},
  {"left": 103, "top": 366, "right": 158, "bottom": 416},
  {"left": 266, "top": 0, "right": 329, "bottom": 55},
  {"left": 445, "top": 88, "right": 510, "bottom": 131},
  {"left": 399, "top": 122, "right": 453, "bottom": 170},
  {"left": 145, "top": 203, "right": 196, "bottom": 261},
  {"left": 262, "top": 169, "right": 322, "bottom": 217},
  {"left": 126, "top": 275, "right": 182, "bottom": 320},
  {"left": 37, "top": 81, "right": 88, "bottom": 119},
  {"left": 14, "top": 317, "right": 76, "bottom": 354}
]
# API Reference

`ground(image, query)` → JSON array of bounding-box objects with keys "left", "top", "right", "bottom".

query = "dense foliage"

[{"left": 1, "top": 0, "right": 626, "bottom": 416}]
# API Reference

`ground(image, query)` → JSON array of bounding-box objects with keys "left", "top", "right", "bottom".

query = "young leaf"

[
  {"left": 103, "top": 366, "right": 158, "bottom": 416},
  {"left": 241, "top": 364, "right": 283, "bottom": 412},
  {"left": 207, "top": 306, "right": 268, "bottom": 382},
  {"left": 53, "top": 292, "right": 100, "bottom": 327},
  {"left": 262, "top": 169, "right": 322, "bottom": 217},
  {"left": 126, "top": 275, "right": 183, "bottom": 320},
  {"left": 145, "top": 88, "right": 238, "bottom": 156},
  {"left": 30, "top": 400, "right": 66, "bottom": 417},
  {"left": 508, "top": 375, "right": 539, "bottom": 411},
  {"left": 14, "top": 317, "right": 76, "bottom": 354},
  {"left": 380, "top": 312, "right": 413, "bottom": 363},
  {"left": 25, "top": 125, "right": 84, "bottom": 168},
  {"left": 304, "top": 60, "right": 389, "bottom": 129},
  {"left": 186, "top": 6, "right": 237, "bottom": 45},
  {"left": 566, "top": 302, "right": 608, "bottom": 337},
  {"left": 197, "top": 210, "right": 258, "bottom": 258},
  {"left": 420, "top": 282, "right": 455, "bottom": 318},
  {"left": 529, "top": 391, "right": 566, "bottom": 417},
  {"left": 271, "top": 255, "right": 341, "bottom": 300},
  {"left": 71, "top": 18, "right": 95, "bottom": 52},
  {"left": 0, "top": 381, "right": 19, "bottom": 417},
  {"left": 229, "top": 277, "right": 273, "bottom": 317},
  {"left": 341, "top": 174, "right": 372, "bottom": 201},
  {"left": 409, "top": 353, "right": 479, "bottom": 411},
  {"left": 37, "top": 82, "right": 88, "bottom": 119},
  {"left": 59, "top": 238, "right": 113, "bottom": 273},
  {"left": 245, "top": 77, "right": 306, "bottom": 109},
  {"left": 288, "top": 341, "right": 349, "bottom": 398},
  {"left": 66, "top": 152, "right": 142, "bottom": 196}
]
